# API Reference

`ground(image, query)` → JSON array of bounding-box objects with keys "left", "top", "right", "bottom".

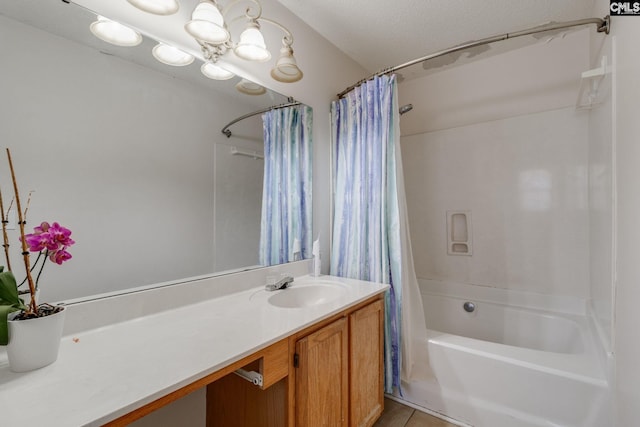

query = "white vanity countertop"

[{"left": 0, "top": 274, "right": 388, "bottom": 426}]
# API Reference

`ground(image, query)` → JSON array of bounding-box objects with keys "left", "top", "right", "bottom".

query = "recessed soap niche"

[{"left": 447, "top": 210, "right": 472, "bottom": 256}]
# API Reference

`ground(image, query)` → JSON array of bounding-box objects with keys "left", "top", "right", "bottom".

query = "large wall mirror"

[{"left": 0, "top": 0, "right": 312, "bottom": 302}]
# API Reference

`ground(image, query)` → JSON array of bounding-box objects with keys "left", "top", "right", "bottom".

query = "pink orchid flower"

[
  {"left": 22, "top": 221, "right": 75, "bottom": 265},
  {"left": 47, "top": 222, "right": 75, "bottom": 249},
  {"left": 49, "top": 248, "right": 72, "bottom": 265}
]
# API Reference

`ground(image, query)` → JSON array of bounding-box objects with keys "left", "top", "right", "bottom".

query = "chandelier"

[{"left": 89, "top": 0, "right": 303, "bottom": 94}]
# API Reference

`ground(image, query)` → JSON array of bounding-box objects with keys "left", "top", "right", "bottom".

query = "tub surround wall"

[
  {"left": 587, "top": 26, "right": 614, "bottom": 356},
  {"left": 399, "top": 10, "right": 619, "bottom": 424},
  {"left": 402, "top": 107, "right": 589, "bottom": 299},
  {"left": 399, "top": 25, "right": 597, "bottom": 303}
]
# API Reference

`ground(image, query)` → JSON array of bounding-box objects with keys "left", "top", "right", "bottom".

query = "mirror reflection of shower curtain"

[
  {"left": 330, "top": 75, "right": 427, "bottom": 392},
  {"left": 259, "top": 105, "right": 313, "bottom": 266}
]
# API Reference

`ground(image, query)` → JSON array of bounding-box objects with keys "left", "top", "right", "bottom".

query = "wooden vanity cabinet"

[
  {"left": 348, "top": 299, "right": 385, "bottom": 427},
  {"left": 291, "top": 297, "right": 385, "bottom": 427},
  {"left": 207, "top": 295, "right": 385, "bottom": 427},
  {"left": 295, "top": 317, "right": 350, "bottom": 426}
]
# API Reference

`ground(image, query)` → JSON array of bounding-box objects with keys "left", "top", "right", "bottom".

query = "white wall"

[
  {"left": 400, "top": 29, "right": 593, "bottom": 299},
  {"left": 608, "top": 10, "right": 640, "bottom": 427},
  {"left": 586, "top": 4, "right": 640, "bottom": 426},
  {"left": 130, "top": 388, "right": 206, "bottom": 427}
]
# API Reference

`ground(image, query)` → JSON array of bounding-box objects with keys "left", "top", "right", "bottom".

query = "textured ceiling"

[{"left": 276, "top": 0, "right": 598, "bottom": 74}]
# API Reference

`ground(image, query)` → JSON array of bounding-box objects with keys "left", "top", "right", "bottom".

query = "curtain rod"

[
  {"left": 221, "top": 100, "right": 301, "bottom": 138},
  {"left": 337, "top": 15, "right": 610, "bottom": 99}
]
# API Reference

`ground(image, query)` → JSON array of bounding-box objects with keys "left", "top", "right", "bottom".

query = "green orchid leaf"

[
  {"left": 0, "top": 271, "right": 21, "bottom": 306},
  {"left": 0, "top": 270, "right": 28, "bottom": 345},
  {"left": 0, "top": 304, "right": 19, "bottom": 346}
]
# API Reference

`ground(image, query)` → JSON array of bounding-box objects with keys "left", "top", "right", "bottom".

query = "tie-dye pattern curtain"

[
  {"left": 330, "top": 75, "right": 426, "bottom": 392},
  {"left": 259, "top": 104, "right": 313, "bottom": 266}
]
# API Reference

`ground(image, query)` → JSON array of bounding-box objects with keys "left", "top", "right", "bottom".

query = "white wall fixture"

[
  {"left": 89, "top": 0, "right": 303, "bottom": 90},
  {"left": 185, "top": 0, "right": 303, "bottom": 84},
  {"left": 447, "top": 210, "right": 472, "bottom": 256}
]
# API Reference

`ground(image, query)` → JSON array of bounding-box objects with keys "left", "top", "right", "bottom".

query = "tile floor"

[{"left": 373, "top": 398, "right": 459, "bottom": 427}]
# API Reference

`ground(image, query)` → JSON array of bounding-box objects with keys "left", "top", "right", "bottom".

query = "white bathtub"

[{"left": 395, "top": 280, "right": 611, "bottom": 427}]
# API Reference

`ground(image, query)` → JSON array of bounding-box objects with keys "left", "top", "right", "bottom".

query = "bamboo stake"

[
  {"left": 23, "top": 190, "right": 34, "bottom": 223},
  {"left": 6, "top": 149, "right": 37, "bottom": 314},
  {"left": 0, "top": 188, "right": 12, "bottom": 272}
]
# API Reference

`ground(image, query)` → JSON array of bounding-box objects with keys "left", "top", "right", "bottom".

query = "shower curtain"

[
  {"left": 259, "top": 104, "right": 313, "bottom": 266},
  {"left": 330, "top": 75, "right": 427, "bottom": 392}
]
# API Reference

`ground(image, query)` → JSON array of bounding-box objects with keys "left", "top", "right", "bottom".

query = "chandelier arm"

[
  {"left": 207, "top": 1, "right": 294, "bottom": 47},
  {"left": 256, "top": 17, "right": 294, "bottom": 46},
  {"left": 220, "top": 0, "right": 262, "bottom": 21}
]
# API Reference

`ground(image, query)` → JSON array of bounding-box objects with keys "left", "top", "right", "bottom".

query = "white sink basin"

[{"left": 268, "top": 283, "right": 347, "bottom": 308}]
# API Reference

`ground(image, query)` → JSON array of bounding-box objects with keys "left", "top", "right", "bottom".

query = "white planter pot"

[{"left": 7, "top": 306, "right": 66, "bottom": 372}]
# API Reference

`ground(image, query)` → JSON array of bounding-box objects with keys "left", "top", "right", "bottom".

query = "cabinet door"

[
  {"left": 349, "top": 300, "right": 384, "bottom": 427},
  {"left": 295, "top": 317, "right": 349, "bottom": 427}
]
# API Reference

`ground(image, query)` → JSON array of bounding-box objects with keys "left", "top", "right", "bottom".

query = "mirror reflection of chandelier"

[
  {"left": 89, "top": 0, "right": 303, "bottom": 93},
  {"left": 127, "top": 0, "right": 180, "bottom": 16}
]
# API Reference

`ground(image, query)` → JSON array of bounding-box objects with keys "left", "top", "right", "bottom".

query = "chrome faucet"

[{"left": 265, "top": 275, "right": 294, "bottom": 291}]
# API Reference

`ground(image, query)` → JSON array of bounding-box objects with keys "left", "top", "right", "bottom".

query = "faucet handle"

[{"left": 265, "top": 274, "right": 294, "bottom": 291}]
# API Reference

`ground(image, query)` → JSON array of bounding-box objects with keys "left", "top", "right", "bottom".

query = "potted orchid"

[{"left": 0, "top": 149, "right": 74, "bottom": 372}]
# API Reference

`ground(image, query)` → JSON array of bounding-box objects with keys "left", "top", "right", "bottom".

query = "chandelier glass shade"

[
  {"left": 184, "top": 1, "right": 230, "bottom": 44},
  {"left": 152, "top": 43, "right": 195, "bottom": 66},
  {"left": 270, "top": 44, "right": 303, "bottom": 82},
  {"left": 234, "top": 21, "right": 271, "bottom": 62},
  {"left": 201, "top": 62, "right": 235, "bottom": 80},
  {"left": 90, "top": 16, "right": 142, "bottom": 47}
]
